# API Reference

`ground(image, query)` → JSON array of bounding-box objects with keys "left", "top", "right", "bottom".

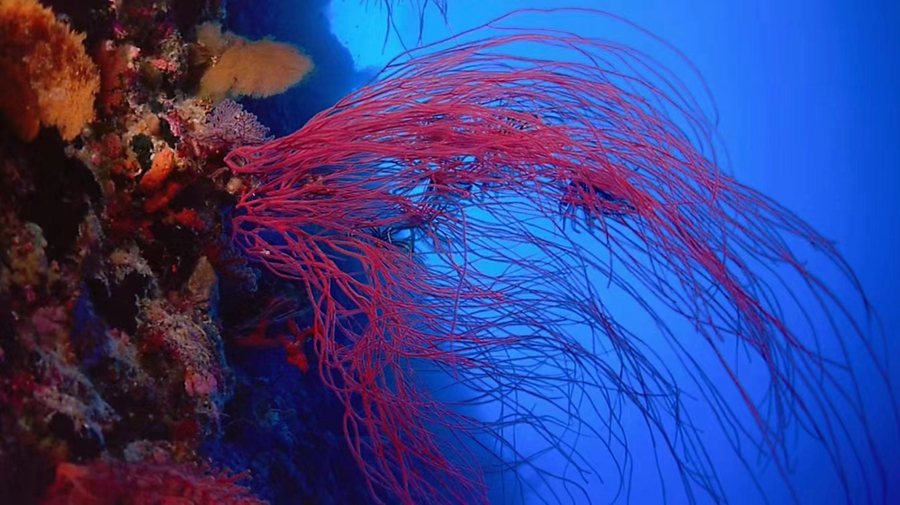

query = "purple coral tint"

[{"left": 196, "top": 99, "right": 272, "bottom": 151}]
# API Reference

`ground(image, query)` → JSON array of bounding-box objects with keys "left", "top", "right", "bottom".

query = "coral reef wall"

[{"left": 0, "top": 1, "right": 362, "bottom": 503}]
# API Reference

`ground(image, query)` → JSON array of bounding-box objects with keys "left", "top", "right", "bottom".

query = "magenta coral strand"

[{"left": 225, "top": 9, "right": 896, "bottom": 505}]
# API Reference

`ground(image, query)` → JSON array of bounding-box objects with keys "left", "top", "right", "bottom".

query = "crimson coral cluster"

[{"left": 40, "top": 459, "right": 265, "bottom": 505}]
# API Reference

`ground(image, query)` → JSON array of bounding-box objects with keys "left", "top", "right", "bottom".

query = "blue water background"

[{"left": 224, "top": 1, "right": 900, "bottom": 503}]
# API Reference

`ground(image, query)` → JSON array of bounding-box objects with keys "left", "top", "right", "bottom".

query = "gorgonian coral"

[
  {"left": 225, "top": 8, "right": 897, "bottom": 505},
  {"left": 195, "top": 99, "right": 272, "bottom": 153},
  {"left": 197, "top": 24, "right": 314, "bottom": 103}
]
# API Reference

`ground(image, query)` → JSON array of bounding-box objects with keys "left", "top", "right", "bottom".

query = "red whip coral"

[
  {"left": 368, "top": 0, "right": 450, "bottom": 46},
  {"left": 225, "top": 9, "right": 897, "bottom": 505}
]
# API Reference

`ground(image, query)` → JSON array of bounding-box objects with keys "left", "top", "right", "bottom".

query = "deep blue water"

[{"left": 221, "top": 1, "right": 900, "bottom": 503}]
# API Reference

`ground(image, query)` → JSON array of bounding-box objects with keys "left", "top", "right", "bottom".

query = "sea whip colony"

[{"left": 224, "top": 9, "right": 897, "bottom": 505}]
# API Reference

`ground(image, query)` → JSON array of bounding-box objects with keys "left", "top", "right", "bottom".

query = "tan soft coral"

[
  {"left": 196, "top": 22, "right": 313, "bottom": 103},
  {"left": 0, "top": 0, "right": 100, "bottom": 141}
]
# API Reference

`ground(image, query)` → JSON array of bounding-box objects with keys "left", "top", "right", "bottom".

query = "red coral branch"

[{"left": 224, "top": 8, "right": 896, "bottom": 505}]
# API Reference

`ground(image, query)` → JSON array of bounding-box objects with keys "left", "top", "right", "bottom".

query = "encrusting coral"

[
  {"left": 40, "top": 459, "right": 265, "bottom": 505},
  {"left": 0, "top": 0, "right": 100, "bottom": 141},
  {"left": 0, "top": 3, "right": 282, "bottom": 502}
]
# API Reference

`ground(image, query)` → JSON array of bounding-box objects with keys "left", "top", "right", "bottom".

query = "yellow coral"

[
  {"left": 196, "top": 22, "right": 237, "bottom": 57},
  {"left": 197, "top": 24, "right": 313, "bottom": 103},
  {"left": 0, "top": 0, "right": 100, "bottom": 141}
]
